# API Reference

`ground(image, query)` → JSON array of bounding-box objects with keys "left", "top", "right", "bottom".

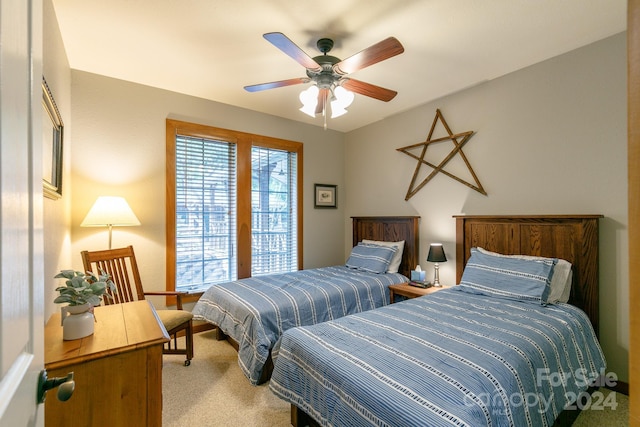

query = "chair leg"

[
  {"left": 162, "top": 322, "right": 194, "bottom": 366},
  {"left": 184, "top": 319, "right": 194, "bottom": 366}
]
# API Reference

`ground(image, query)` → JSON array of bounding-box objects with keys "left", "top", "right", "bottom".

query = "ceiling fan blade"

[
  {"left": 263, "top": 32, "right": 321, "bottom": 71},
  {"left": 334, "top": 37, "right": 404, "bottom": 75},
  {"left": 316, "top": 88, "right": 330, "bottom": 115},
  {"left": 341, "top": 78, "right": 398, "bottom": 102},
  {"left": 244, "top": 78, "right": 307, "bottom": 92}
]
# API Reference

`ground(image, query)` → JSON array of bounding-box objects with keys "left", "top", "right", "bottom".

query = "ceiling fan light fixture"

[
  {"left": 330, "top": 105, "right": 346, "bottom": 118},
  {"left": 330, "top": 86, "right": 354, "bottom": 118},
  {"left": 299, "top": 85, "right": 319, "bottom": 117}
]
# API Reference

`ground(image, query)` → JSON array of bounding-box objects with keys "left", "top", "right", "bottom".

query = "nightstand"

[{"left": 389, "top": 282, "right": 443, "bottom": 303}]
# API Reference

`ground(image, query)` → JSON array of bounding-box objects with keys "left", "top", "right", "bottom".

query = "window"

[
  {"left": 251, "top": 146, "right": 298, "bottom": 275},
  {"left": 166, "top": 120, "right": 303, "bottom": 294},
  {"left": 174, "top": 135, "right": 237, "bottom": 290}
]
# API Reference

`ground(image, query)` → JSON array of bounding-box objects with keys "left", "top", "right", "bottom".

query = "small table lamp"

[
  {"left": 81, "top": 196, "right": 141, "bottom": 249},
  {"left": 427, "top": 243, "right": 447, "bottom": 287}
]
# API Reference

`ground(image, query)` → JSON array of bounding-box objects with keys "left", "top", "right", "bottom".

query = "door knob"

[{"left": 37, "top": 370, "right": 75, "bottom": 404}]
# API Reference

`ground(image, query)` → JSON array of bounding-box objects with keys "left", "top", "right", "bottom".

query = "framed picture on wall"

[
  {"left": 314, "top": 184, "right": 337, "bottom": 208},
  {"left": 42, "top": 77, "right": 64, "bottom": 200}
]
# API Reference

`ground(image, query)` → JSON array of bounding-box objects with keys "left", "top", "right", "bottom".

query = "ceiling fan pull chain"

[{"left": 324, "top": 104, "right": 328, "bottom": 130}]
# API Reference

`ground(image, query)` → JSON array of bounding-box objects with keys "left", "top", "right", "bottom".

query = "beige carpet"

[
  {"left": 572, "top": 388, "right": 629, "bottom": 426},
  {"left": 162, "top": 330, "right": 289, "bottom": 427},
  {"left": 163, "top": 331, "right": 628, "bottom": 426}
]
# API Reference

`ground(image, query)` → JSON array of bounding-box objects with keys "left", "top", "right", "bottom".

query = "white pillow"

[
  {"left": 362, "top": 240, "right": 405, "bottom": 274},
  {"left": 556, "top": 268, "right": 573, "bottom": 303},
  {"left": 476, "top": 247, "right": 572, "bottom": 303}
]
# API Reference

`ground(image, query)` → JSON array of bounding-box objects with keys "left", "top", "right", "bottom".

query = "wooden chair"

[{"left": 81, "top": 245, "right": 194, "bottom": 366}]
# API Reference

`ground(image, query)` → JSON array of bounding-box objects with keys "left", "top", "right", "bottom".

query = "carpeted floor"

[
  {"left": 163, "top": 331, "right": 629, "bottom": 426},
  {"left": 162, "top": 331, "right": 289, "bottom": 427},
  {"left": 572, "top": 388, "right": 629, "bottom": 426}
]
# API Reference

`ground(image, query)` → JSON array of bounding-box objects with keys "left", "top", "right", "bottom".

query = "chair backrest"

[{"left": 81, "top": 246, "right": 145, "bottom": 305}]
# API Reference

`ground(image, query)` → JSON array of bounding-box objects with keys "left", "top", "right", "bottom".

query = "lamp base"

[{"left": 432, "top": 263, "right": 442, "bottom": 287}]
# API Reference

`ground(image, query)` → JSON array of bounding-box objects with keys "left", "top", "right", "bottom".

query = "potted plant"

[
  {"left": 54, "top": 270, "right": 116, "bottom": 340},
  {"left": 54, "top": 269, "right": 115, "bottom": 306}
]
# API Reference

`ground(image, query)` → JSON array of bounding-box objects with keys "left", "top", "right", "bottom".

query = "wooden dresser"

[{"left": 44, "top": 300, "right": 170, "bottom": 427}]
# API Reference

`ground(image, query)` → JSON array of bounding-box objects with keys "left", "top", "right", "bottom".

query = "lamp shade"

[
  {"left": 81, "top": 196, "right": 140, "bottom": 227},
  {"left": 330, "top": 86, "right": 354, "bottom": 118},
  {"left": 427, "top": 243, "right": 447, "bottom": 263},
  {"left": 299, "top": 85, "right": 319, "bottom": 117}
]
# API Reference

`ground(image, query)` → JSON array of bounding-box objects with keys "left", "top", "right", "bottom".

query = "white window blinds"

[
  {"left": 175, "top": 135, "right": 237, "bottom": 291},
  {"left": 251, "top": 146, "right": 298, "bottom": 275}
]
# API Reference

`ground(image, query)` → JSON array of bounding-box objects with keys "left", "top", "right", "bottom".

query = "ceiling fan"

[{"left": 244, "top": 32, "right": 405, "bottom": 121}]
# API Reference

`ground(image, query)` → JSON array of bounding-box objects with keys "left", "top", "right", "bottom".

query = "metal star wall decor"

[{"left": 397, "top": 109, "right": 486, "bottom": 200}]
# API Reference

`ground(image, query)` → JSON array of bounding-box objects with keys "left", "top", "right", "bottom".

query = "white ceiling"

[{"left": 52, "top": 0, "right": 627, "bottom": 133}]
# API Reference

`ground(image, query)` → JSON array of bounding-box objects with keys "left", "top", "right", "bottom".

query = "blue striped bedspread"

[
  {"left": 192, "top": 266, "right": 408, "bottom": 384},
  {"left": 269, "top": 287, "right": 606, "bottom": 427}
]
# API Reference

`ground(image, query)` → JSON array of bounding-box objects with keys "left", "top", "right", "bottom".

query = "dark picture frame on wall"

[
  {"left": 42, "top": 77, "right": 64, "bottom": 200},
  {"left": 314, "top": 184, "right": 337, "bottom": 208}
]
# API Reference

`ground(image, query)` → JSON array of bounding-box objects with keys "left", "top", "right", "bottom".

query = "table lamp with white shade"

[{"left": 81, "top": 196, "right": 140, "bottom": 249}]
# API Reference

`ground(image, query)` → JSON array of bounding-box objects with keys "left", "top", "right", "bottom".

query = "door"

[{"left": 0, "top": 0, "right": 45, "bottom": 426}]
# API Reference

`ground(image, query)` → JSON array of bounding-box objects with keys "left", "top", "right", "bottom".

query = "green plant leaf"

[{"left": 54, "top": 270, "right": 116, "bottom": 306}]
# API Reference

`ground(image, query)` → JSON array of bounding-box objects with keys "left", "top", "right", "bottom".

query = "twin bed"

[
  {"left": 192, "top": 216, "right": 420, "bottom": 384},
  {"left": 192, "top": 214, "right": 605, "bottom": 426},
  {"left": 268, "top": 215, "right": 605, "bottom": 427}
]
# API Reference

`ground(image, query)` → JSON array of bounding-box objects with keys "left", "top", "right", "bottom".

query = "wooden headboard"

[
  {"left": 454, "top": 215, "right": 602, "bottom": 334},
  {"left": 352, "top": 216, "right": 420, "bottom": 279}
]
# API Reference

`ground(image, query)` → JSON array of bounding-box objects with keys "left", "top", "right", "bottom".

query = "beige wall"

[
  {"left": 67, "top": 71, "right": 346, "bottom": 309},
  {"left": 43, "top": 0, "right": 72, "bottom": 321},
  {"left": 345, "top": 33, "right": 628, "bottom": 381}
]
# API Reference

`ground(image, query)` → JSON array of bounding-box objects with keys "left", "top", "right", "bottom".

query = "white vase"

[{"left": 61, "top": 303, "right": 95, "bottom": 340}]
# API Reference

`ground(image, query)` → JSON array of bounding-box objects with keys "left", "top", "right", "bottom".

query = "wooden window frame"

[{"left": 165, "top": 119, "right": 303, "bottom": 301}]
